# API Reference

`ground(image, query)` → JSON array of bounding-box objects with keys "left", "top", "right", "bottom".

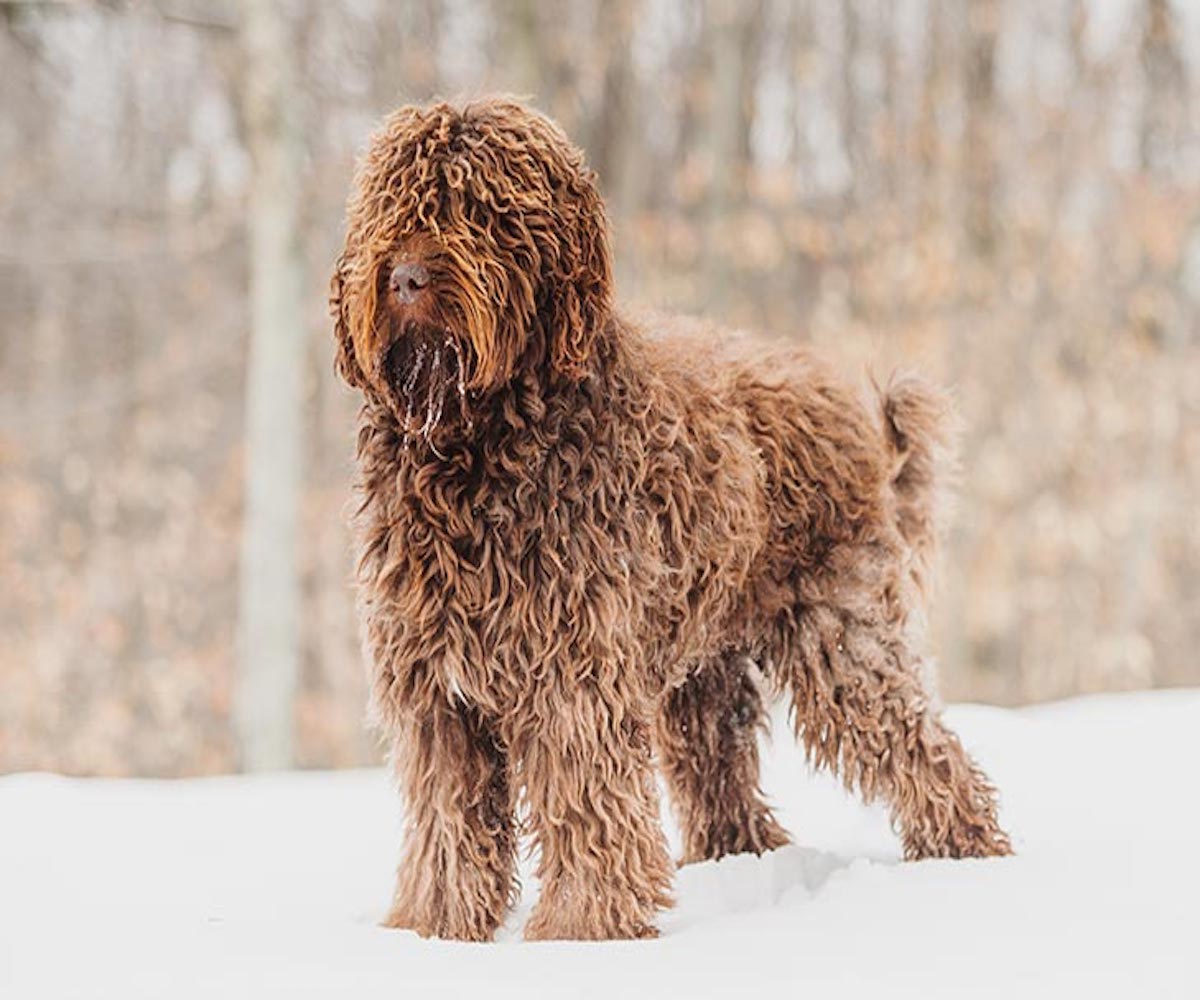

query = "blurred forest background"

[{"left": 2, "top": 0, "right": 1198, "bottom": 776}]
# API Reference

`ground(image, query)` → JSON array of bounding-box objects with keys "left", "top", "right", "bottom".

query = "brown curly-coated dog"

[{"left": 330, "top": 96, "right": 1011, "bottom": 943}]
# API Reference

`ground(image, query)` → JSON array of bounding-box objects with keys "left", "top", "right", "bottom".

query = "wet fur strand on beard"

[{"left": 382, "top": 331, "right": 473, "bottom": 452}]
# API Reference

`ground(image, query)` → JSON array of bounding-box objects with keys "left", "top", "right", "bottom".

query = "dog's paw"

[
  {"left": 523, "top": 894, "right": 660, "bottom": 942},
  {"left": 523, "top": 911, "right": 659, "bottom": 942},
  {"left": 904, "top": 822, "right": 1014, "bottom": 861},
  {"left": 953, "top": 826, "right": 1014, "bottom": 859},
  {"left": 678, "top": 809, "right": 792, "bottom": 866},
  {"left": 382, "top": 901, "right": 497, "bottom": 942}
]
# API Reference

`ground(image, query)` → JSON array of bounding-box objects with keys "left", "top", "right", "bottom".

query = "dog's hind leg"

[
  {"left": 778, "top": 543, "right": 1012, "bottom": 860},
  {"left": 655, "top": 651, "right": 790, "bottom": 865},
  {"left": 383, "top": 699, "right": 518, "bottom": 941},
  {"left": 517, "top": 682, "right": 674, "bottom": 940}
]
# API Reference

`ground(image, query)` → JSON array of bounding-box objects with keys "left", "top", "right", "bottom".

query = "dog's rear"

[{"left": 879, "top": 373, "right": 958, "bottom": 599}]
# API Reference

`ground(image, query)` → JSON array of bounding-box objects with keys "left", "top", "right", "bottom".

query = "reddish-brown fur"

[{"left": 330, "top": 97, "right": 1011, "bottom": 942}]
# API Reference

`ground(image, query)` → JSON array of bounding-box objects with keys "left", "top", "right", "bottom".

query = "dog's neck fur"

[{"left": 356, "top": 313, "right": 632, "bottom": 477}]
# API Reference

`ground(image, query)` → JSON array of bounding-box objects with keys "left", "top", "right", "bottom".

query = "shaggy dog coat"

[{"left": 331, "top": 97, "right": 1011, "bottom": 942}]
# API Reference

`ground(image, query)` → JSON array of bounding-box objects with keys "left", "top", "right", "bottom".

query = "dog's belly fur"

[{"left": 354, "top": 317, "right": 891, "bottom": 723}]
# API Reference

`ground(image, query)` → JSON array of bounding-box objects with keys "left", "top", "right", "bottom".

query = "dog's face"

[{"left": 330, "top": 98, "right": 613, "bottom": 437}]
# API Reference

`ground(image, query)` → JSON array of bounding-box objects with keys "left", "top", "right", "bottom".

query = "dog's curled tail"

[{"left": 878, "top": 372, "right": 959, "bottom": 600}]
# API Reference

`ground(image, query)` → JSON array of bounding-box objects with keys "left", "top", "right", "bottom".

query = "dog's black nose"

[{"left": 389, "top": 262, "right": 430, "bottom": 304}]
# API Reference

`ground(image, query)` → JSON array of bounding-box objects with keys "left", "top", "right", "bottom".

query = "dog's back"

[{"left": 634, "top": 317, "right": 954, "bottom": 608}]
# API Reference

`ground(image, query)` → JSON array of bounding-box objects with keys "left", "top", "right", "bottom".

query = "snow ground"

[{"left": 3, "top": 691, "right": 1197, "bottom": 999}]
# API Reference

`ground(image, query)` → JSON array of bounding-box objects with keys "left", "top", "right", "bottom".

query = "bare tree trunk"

[
  {"left": 1124, "top": 0, "right": 1188, "bottom": 690},
  {"left": 782, "top": 0, "right": 812, "bottom": 179},
  {"left": 674, "top": 4, "right": 710, "bottom": 174},
  {"left": 703, "top": 0, "right": 765, "bottom": 311},
  {"left": 916, "top": 0, "right": 945, "bottom": 210},
  {"left": 879, "top": 0, "right": 900, "bottom": 199},
  {"left": 235, "top": 0, "right": 303, "bottom": 771},
  {"left": 1139, "top": 0, "right": 1186, "bottom": 175},
  {"left": 839, "top": 0, "right": 861, "bottom": 199},
  {"left": 963, "top": 0, "right": 999, "bottom": 257},
  {"left": 588, "top": 0, "right": 638, "bottom": 216},
  {"left": 496, "top": 0, "right": 542, "bottom": 97}
]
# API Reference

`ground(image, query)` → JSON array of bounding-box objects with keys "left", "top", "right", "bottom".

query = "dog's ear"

[
  {"left": 330, "top": 253, "right": 365, "bottom": 388},
  {"left": 545, "top": 172, "right": 613, "bottom": 380}
]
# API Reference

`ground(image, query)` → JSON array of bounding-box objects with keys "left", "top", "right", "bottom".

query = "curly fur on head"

[
  {"left": 330, "top": 98, "right": 612, "bottom": 444},
  {"left": 332, "top": 96, "right": 1011, "bottom": 944}
]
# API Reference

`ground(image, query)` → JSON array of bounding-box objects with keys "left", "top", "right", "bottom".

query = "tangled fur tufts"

[{"left": 332, "top": 97, "right": 1011, "bottom": 943}]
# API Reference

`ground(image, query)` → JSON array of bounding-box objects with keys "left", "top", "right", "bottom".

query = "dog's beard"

[{"left": 382, "top": 327, "right": 473, "bottom": 449}]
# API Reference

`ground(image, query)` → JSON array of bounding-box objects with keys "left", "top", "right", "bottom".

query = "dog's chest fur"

[{"left": 352, "top": 358, "right": 768, "bottom": 719}]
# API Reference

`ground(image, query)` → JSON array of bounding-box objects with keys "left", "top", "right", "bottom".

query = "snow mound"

[{"left": 3, "top": 691, "right": 1198, "bottom": 999}]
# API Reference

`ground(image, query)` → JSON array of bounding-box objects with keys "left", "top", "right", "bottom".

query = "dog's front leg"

[
  {"left": 382, "top": 697, "right": 517, "bottom": 941},
  {"left": 517, "top": 679, "right": 674, "bottom": 941}
]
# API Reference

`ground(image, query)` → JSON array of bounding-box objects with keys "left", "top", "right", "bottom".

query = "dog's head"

[{"left": 330, "top": 97, "right": 613, "bottom": 436}]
